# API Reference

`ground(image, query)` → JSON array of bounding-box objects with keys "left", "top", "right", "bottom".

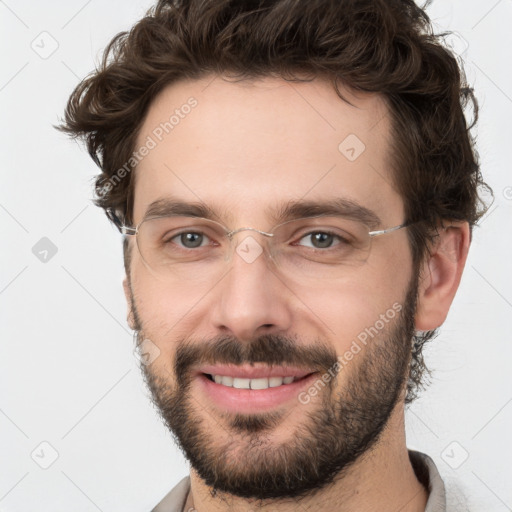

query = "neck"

[{"left": 186, "top": 403, "right": 428, "bottom": 512}]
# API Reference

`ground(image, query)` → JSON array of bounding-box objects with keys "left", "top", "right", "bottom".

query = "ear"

[
  {"left": 414, "top": 221, "right": 471, "bottom": 331},
  {"left": 123, "top": 277, "right": 137, "bottom": 330}
]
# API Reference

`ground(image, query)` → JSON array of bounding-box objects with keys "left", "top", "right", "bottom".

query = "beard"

[{"left": 131, "top": 273, "right": 419, "bottom": 502}]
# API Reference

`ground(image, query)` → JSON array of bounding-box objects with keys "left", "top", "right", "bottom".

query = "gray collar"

[{"left": 409, "top": 449, "right": 447, "bottom": 511}]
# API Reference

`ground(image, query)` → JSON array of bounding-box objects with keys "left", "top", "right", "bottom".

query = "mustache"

[{"left": 174, "top": 333, "right": 339, "bottom": 386}]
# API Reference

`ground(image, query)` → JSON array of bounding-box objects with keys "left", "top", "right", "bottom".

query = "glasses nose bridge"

[{"left": 227, "top": 226, "right": 275, "bottom": 240}]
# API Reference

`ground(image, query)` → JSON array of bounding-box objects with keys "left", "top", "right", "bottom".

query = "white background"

[{"left": 1, "top": 0, "right": 511, "bottom": 510}]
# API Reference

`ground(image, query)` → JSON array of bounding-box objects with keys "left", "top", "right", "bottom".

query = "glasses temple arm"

[
  {"left": 369, "top": 220, "right": 418, "bottom": 238},
  {"left": 106, "top": 208, "right": 137, "bottom": 235}
]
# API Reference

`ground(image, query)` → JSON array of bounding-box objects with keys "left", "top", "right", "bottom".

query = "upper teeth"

[{"left": 212, "top": 375, "right": 296, "bottom": 389}]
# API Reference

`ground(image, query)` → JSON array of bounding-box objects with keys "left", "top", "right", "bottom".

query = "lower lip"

[{"left": 196, "top": 373, "right": 318, "bottom": 413}]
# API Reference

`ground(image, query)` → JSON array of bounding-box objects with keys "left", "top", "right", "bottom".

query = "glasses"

[{"left": 109, "top": 211, "right": 413, "bottom": 283}]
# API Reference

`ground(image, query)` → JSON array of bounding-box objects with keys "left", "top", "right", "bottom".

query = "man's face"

[{"left": 125, "top": 76, "right": 418, "bottom": 499}]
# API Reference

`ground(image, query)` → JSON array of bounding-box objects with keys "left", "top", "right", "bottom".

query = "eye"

[
  {"left": 296, "top": 230, "right": 348, "bottom": 249},
  {"left": 167, "top": 231, "right": 212, "bottom": 249}
]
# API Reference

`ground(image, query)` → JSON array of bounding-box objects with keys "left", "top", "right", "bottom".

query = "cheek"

[
  {"left": 303, "top": 262, "right": 411, "bottom": 354},
  {"left": 130, "top": 260, "right": 208, "bottom": 352}
]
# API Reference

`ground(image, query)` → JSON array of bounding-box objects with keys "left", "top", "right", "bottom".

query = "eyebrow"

[
  {"left": 272, "top": 197, "right": 382, "bottom": 229},
  {"left": 143, "top": 195, "right": 382, "bottom": 229}
]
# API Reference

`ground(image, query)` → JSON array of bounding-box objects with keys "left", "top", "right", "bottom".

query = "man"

[{"left": 57, "top": 0, "right": 490, "bottom": 510}]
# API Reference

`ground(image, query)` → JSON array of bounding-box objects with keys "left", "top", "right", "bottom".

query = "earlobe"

[
  {"left": 123, "top": 277, "right": 137, "bottom": 330},
  {"left": 414, "top": 221, "right": 471, "bottom": 331}
]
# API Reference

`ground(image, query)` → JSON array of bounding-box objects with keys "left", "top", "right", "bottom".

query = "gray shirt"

[{"left": 151, "top": 449, "right": 446, "bottom": 512}]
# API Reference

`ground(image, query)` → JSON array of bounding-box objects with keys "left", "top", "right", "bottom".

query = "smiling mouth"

[{"left": 203, "top": 373, "right": 314, "bottom": 390}]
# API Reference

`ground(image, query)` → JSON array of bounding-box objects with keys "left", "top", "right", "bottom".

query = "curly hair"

[{"left": 56, "top": 0, "right": 491, "bottom": 403}]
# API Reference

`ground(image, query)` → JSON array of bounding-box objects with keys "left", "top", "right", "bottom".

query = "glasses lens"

[
  {"left": 271, "top": 216, "right": 372, "bottom": 279},
  {"left": 137, "top": 216, "right": 228, "bottom": 279}
]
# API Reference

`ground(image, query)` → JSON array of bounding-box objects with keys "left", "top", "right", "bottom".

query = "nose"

[{"left": 209, "top": 232, "right": 293, "bottom": 342}]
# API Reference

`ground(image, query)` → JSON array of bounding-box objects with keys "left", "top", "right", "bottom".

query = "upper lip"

[{"left": 197, "top": 364, "right": 315, "bottom": 379}]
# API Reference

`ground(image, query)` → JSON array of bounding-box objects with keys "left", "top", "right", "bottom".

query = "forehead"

[{"left": 132, "top": 74, "right": 402, "bottom": 226}]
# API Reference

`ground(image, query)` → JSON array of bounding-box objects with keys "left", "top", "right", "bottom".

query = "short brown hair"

[{"left": 56, "top": 0, "right": 491, "bottom": 402}]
